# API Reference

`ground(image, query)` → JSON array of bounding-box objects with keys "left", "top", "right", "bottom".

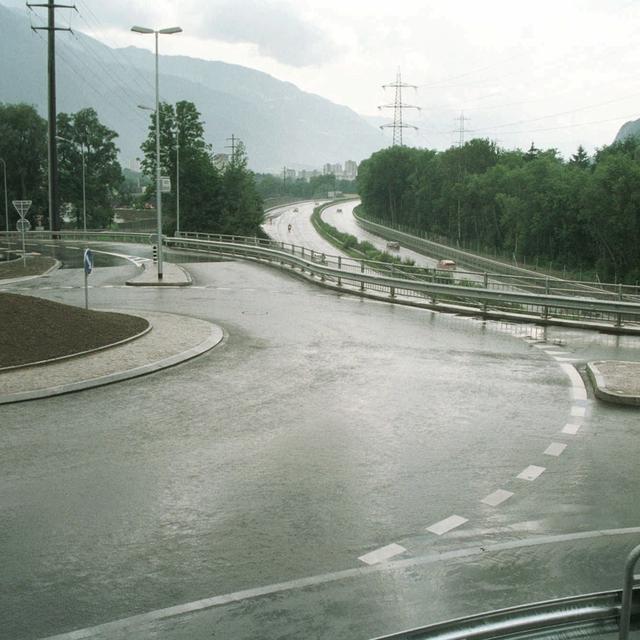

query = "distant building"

[
  {"left": 344, "top": 160, "right": 358, "bottom": 180},
  {"left": 129, "top": 158, "right": 141, "bottom": 172}
]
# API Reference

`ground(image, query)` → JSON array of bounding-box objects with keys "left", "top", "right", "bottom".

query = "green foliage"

[
  {"left": 0, "top": 103, "right": 47, "bottom": 226},
  {"left": 57, "top": 108, "right": 123, "bottom": 229},
  {"left": 255, "top": 172, "right": 356, "bottom": 200},
  {"left": 140, "top": 101, "right": 263, "bottom": 236},
  {"left": 357, "top": 138, "right": 640, "bottom": 283}
]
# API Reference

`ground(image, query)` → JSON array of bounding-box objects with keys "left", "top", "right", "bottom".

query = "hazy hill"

[
  {"left": 0, "top": 3, "right": 384, "bottom": 172},
  {"left": 614, "top": 118, "right": 640, "bottom": 145}
]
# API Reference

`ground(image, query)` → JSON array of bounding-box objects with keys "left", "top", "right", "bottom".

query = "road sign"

[
  {"left": 83, "top": 248, "right": 93, "bottom": 275},
  {"left": 16, "top": 218, "right": 31, "bottom": 232},
  {"left": 12, "top": 200, "right": 32, "bottom": 219},
  {"left": 160, "top": 176, "right": 171, "bottom": 193}
]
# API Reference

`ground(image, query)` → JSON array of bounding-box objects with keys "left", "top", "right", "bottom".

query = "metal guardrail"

[
  {"left": 369, "top": 587, "right": 640, "bottom": 640},
  {"left": 3, "top": 230, "right": 640, "bottom": 332},
  {"left": 370, "top": 543, "right": 640, "bottom": 640},
  {"left": 352, "top": 209, "right": 640, "bottom": 303}
]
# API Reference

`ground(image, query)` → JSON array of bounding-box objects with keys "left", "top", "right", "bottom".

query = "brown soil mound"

[
  {"left": 0, "top": 293, "right": 149, "bottom": 368},
  {"left": 0, "top": 255, "right": 57, "bottom": 280}
]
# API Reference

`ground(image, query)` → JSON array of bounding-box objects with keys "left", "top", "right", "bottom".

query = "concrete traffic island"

[
  {"left": 126, "top": 261, "right": 192, "bottom": 286},
  {"left": 0, "top": 311, "right": 223, "bottom": 404},
  {"left": 587, "top": 360, "right": 640, "bottom": 406}
]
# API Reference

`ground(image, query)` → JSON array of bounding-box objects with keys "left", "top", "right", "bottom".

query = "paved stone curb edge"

[
  {"left": 0, "top": 316, "right": 152, "bottom": 373},
  {"left": 0, "top": 322, "right": 224, "bottom": 405},
  {"left": 125, "top": 261, "right": 192, "bottom": 287},
  {"left": 586, "top": 361, "right": 640, "bottom": 407}
]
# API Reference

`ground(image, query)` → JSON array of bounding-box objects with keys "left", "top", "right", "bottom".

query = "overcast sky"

[{"left": 5, "top": 0, "right": 640, "bottom": 157}]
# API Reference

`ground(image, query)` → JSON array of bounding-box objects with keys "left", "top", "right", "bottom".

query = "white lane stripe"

[
  {"left": 426, "top": 515, "right": 468, "bottom": 535},
  {"left": 358, "top": 543, "right": 406, "bottom": 565},
  {"left": 571, "top": 406, "right": 587, "bottom": 417},
  {"left": 556, "top": 357, "right": 578, "bottom": 362},
  {"left": 481, "top": 489, "right": 514, "bottom": 507},
  {"left": 517, "top": 465, "right": 546, "bottom": 481},
  {"left": 562, "top": 423, "right": 581, "bottom": 435},
  {"left": 544, "top": 442, "right": 567, "bottom": 457},
  {"left": 546, "top": 351, "right": 568, "bottom": 356},
  {"left": 35, "top": 525, "right": 640, "bottom": 640},
  {"left": 40, "top": 526, "right": 640, "bottom": 640}
]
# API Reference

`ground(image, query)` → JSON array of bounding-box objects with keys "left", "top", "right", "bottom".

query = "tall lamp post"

[
  {"left": 56, "top": 135, "right": 86, "bottom": 232},
  {"left": 131, "top": 25, "right": 182, "bottom": 280},
  {"left": 0, "top": 158, "right": 8, "bottom": 237},
  {"left": 175, "top": 124, "right": 180, "bottom": 236}
]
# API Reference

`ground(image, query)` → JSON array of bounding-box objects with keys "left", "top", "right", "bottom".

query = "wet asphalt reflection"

[{"left": 1, "top": 258, "right": 640, "bottom": 640}]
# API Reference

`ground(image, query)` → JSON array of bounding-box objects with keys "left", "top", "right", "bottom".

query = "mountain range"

[{"left": 0, "top": 3, "right": 385, "bottom": 172}]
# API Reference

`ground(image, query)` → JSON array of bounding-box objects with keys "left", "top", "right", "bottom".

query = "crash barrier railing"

[
  {"left": 352, "top": 209, "right": 640, "bottom": 303},
  {"left": 370, "top": 544, "right": 640, "bottom": 640},
  {"left": 3, "top": 230, "right": 640, "bottom": 331}
]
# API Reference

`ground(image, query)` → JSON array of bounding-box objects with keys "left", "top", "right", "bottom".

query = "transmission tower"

[
  {"left": 378, "top": 69, "right": 420, "bottom": 146},
  {"left": 454, "top": 112, "right": 470, "bottom": 147}
]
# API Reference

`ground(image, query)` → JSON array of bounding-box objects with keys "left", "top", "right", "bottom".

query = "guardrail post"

[
  {"left": 619, "top": 543, "right": 640, "bottom": 640},
  {"left": 360, "top": 261, "right": 365, "bottom": 291},
  {"left": 617, "top": 284, "right": 623, "bottom": 327},
  {"left": 337, "top": 256, "right": 342, "bottom": 287},
  {"left": 543, "top": 278, "right": 550, "bottom": 320},
  {"left": 482, "top": 272, "right": 489, "bottom": 315}
]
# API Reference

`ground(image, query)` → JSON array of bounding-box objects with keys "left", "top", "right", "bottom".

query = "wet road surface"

[{"left": 1, "top": 243, "right": 640, "bottom": 640}]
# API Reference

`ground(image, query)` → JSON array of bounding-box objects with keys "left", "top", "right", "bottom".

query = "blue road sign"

[{"left": 84, "top": 249, "right": 93, "bottom": 275}]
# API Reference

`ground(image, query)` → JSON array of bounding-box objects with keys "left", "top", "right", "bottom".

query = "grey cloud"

[{"left": 195, "top": 1, "right": 338, "bottom": 67}]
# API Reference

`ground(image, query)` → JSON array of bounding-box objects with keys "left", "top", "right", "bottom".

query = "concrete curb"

[
  {"left": 586, "top": 361, "right": 640, "bottom": 407},
  {"left": 126, "top": 261, "right": 192, "bottom": 287},
  {"left": 0, "top": 319, "right": 223, "bottom": 405}
]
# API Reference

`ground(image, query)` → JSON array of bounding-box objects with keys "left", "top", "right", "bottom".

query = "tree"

[
  {"left": 0, "top": 103, "right": 47, "bottom": 227},
  {"left": 57, "top": 108, "right": 123, "bottom": 229},
  {"left": 219, "top": 141, "right": 264, "bottom": 236}
]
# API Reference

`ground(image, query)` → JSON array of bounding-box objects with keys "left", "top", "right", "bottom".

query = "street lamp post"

[
  {"left": 131, "top": 25, "right": 182, "bottom": 280},
  {"left": 0, "top": 158, "right": 8, "bottom": 237},
  {"left": 175, "top": 124, "right": 180, "bottom": 236},
  {"left": 56, "top": 136, "right": 86, "bottom": 232}
]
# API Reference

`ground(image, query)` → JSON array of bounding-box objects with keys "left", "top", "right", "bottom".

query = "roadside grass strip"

[
  {"left": 481, "top": 489, "right": 514, "bottom": 507},
  {"left": 544, "top": 442, "right": 567, "bottom": 457},
  {"left": 517, "top": 465, "right": 546, "bottom": 481},
  {"left": 426, "top": 515, "right": 469, "bottom": 535},
  {"left": 358, "top": 543, "right": 407, "bottom": 565}
]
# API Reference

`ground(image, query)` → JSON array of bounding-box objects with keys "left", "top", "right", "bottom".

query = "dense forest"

[
  {"left": 255, "top": 173, "right": 356, "bottom": 201},
  {"left": 357, "top": 139, "right": 640, "bottom": 283}
]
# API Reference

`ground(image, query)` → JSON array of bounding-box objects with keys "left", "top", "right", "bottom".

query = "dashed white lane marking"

[
  {"left": 556, "top": 357, "right": 579, "bottom": 362},
  {"left": 562, "top": 423, "right": 581, "bottom": 435},
  {"left": 546, "top": 351, "right": 568, "bottom": 356},
  {"left": 517, "top": 465, "right": 546, "bottom": 481},
  {"left": 66, "top": 246, "right": 80, "bottom": 250},
  {"left": 544, "top": 442, "right": 567, "bottom": 457},
  {"left": 358, "top": 543, "right": 406, "bottom": 565},
  {"left": 426, "top": 515, "right": 468, "bottom": 535},
  {"left": 481, "top": 489, "right": 513, "bottom": 507},
  {"left": 570, "top": 406, "right": 587, "bottom": 417}
]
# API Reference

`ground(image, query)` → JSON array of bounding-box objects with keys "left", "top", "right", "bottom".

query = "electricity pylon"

[{"left": 378, "top": 69, "right": 420, "bottom": 146}]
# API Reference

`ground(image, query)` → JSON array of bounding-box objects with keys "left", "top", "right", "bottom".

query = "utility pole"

[
  {"left": 453, "top": 112, "right": 470, "bottom": 246},
  {"left": 175, "top": 124, "right": 180, "bottom": 236},
  {"left": 378, "top": 69, "right": 420, "bottom": 147},
  {"left": 27, "top": 1, "right": 74, "bottom": 233}
]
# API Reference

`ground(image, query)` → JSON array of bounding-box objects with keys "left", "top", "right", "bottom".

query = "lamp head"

[
  {"left": 131, "top": 26, "right": 154, "bottom": 34},
  {"left": 158, "top": 26, "right": 182, "bottom": 34}
]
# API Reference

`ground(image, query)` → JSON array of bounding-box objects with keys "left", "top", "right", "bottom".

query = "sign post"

[
  {"left": 83, "top": 248, "right": 93, "bottom": 310},
  {"left": 13, "top": 200, "right": 32, "bottom": 267}
]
